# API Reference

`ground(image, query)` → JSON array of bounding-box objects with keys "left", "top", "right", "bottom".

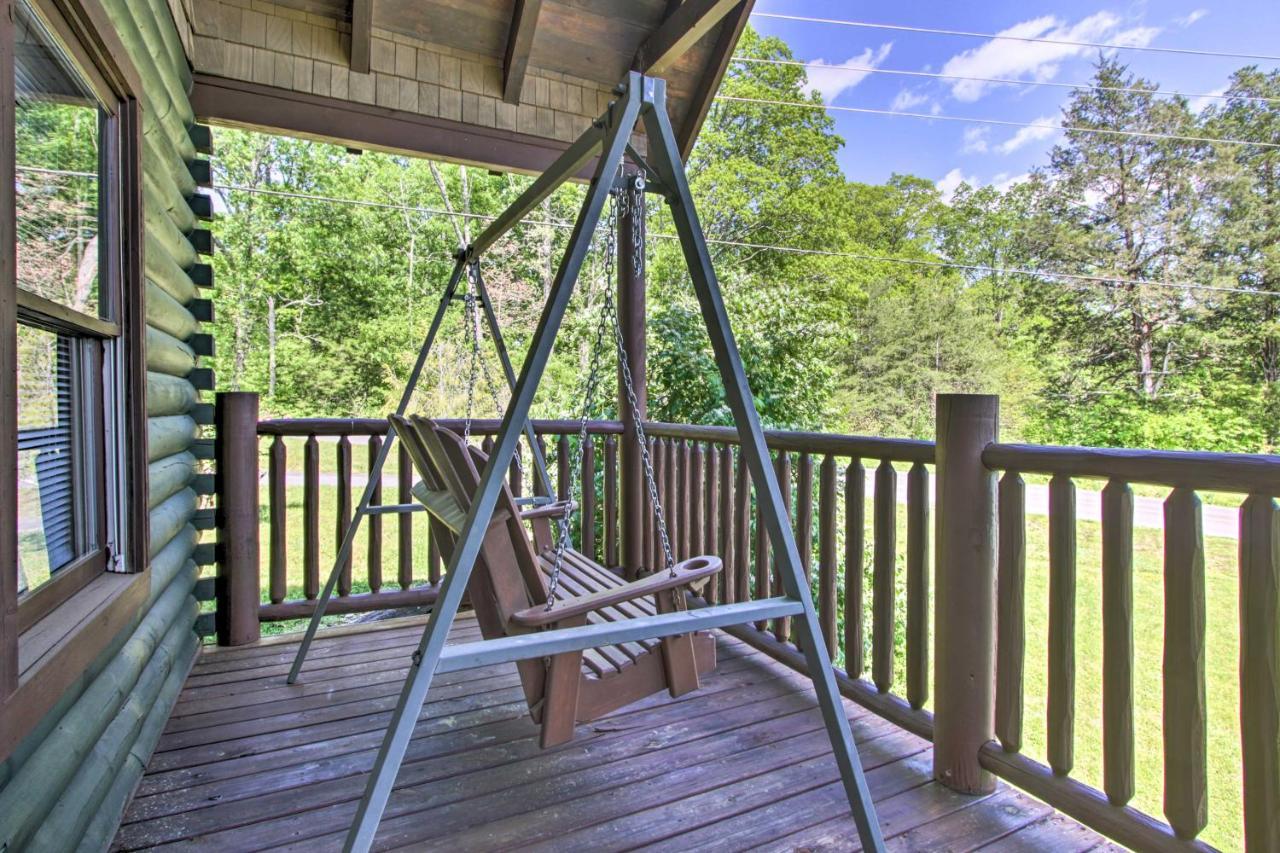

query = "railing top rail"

[
  {"left": 985, "top": 441, "right": 1280, "bottom": 494},
  {"left": 256, "top": 418, "right": 626, "bottom": 437},
  {"left": 643, "top": 421, "right": 936, "bottom": 463}
]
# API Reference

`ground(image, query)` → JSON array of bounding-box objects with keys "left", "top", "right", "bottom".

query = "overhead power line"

[
  {"left": 751, "top": 11, "right": 1280, "bottom": 62},
  {"left": 733, "top": 56, "right": 1280, "bottom": 105},
  {"left": 714, "top": 95, "right": 1280, "bottom": 149},
  {"left": 211, "top": 181, "right": 1280, "bottom": 299}
]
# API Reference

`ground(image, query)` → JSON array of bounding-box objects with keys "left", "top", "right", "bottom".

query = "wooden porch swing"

[{"left": 285, "top": 72, "right": 885, "bottom": 853}]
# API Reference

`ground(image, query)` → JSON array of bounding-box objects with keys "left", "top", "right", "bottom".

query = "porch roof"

[{"left": 182, "top": 0, "right": 753, "bottom": 174}]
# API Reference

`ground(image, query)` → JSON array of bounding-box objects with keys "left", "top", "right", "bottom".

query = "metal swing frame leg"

[
  {"left": 287, "top": 258, "right": 554, "bottom": 685},
  {"left": 639, "top": 77, "right": 885, "bottom": 850},
  {"left": 341, "top": 72, "right": 883, "bottom": 852}
]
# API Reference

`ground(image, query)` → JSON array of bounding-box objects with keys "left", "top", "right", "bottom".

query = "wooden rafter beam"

[
  {"left": 633, "top": 0, "right": 740, "bottom": 76},
  {"left": 502, "top": 0, "right": 542, "bottom": 105},
  {"left": 349, "top": 0, "right": 373, "bottom": 74},
  {"left": 677, "top": 0, "right": 754, "bottom": 158}
]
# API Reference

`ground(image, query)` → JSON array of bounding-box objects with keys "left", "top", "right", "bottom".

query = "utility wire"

[
  {"left": 714, "top": 95, "right": 1280, "bottom": 149},
  {"left": 733, "top": 55, "right": 1280, "bottom": 105},
  {"left": 211, "top": 181, "right": 1279, "bottom": 299},
  {"left": 751, "top": 11, "right": 1280, "bottom": 62},
  {"left": 18, "top": 166, "right": 1269, "bottom": 298}
]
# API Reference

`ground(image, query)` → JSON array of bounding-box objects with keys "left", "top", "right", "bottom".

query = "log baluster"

[
  {"left": 844, "top": 459, "right": 866, "bottom": 678},
  {"left": 754, "top": 455, "right": 770, "bottom": 631},
  {"left": 734, "top": 450, "right": 751, "bottom": 603},
  {"left": 1101, "top": 479, "right": 1134, "bottom": 805},
  {"left": 1240, "top": 495, "right": 1280, "bottom": 852},
  {"left": 336, "top": 435, "right": 353, "bottom": 597},
  {"left": 793, "top": 453, "right": 814, "bottom": 649},
  {"left": 398, "top": 442, "right": 414, "bottom": 589},
  {"left": 772, "top": 452, "right": 792, "bottom": 640},
  {"left": 818, "top": 454, "right": 838, "bottom": 658},
  {"left": 556, "top": 435, "right": 571, "bottom": 503},
  {"left": 268, "top": 435, "right": 287, "bottom": 605},
  {"left": 367, "top": 435, "right": 383, "bottom": 594},
  {"left": 873, "top": 459, "right": 897, "bottom": 693},
  {"left": 689, "top": 442, "right": 704, "bottom": 559},
  {"left": 581, "top": 435, "right": 596, "bottom": 560},
  {"left": 303, "top": 434, "right": 320, "bottom": 600},
  {"left": 995, "top": 471, "right": 1025, "bottom": 752},
  {"left": 1047, "top": 474, "right": 1077, "bottom": 776},
  {"left": 604, "top": 435, "right": 617, "bottom": 567},
  {"left": 704, "top": 443, "right": 720, "bottom": 604},
  {"left": 905, "top": 461, "right": 929, "bottom": 710},
  {"left": 1163, "top": 487, "right": 1207, "bottom": 840}
]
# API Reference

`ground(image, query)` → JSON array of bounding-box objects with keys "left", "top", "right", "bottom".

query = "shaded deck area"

[{"left": 113, "top": 614, "right": 1117, "bottom": 851}]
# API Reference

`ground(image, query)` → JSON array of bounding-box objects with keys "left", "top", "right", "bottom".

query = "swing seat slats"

[{"left": 393, "top": 413, "right": 722, "bottom": 747}]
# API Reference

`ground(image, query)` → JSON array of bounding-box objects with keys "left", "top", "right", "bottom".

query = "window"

[{"left": 8, "top": 0, "right": 135, "bottom": 629}]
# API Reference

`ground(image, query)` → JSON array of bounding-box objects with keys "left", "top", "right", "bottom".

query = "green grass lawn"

[{"left": 251, "top": 457, "right": 1247, "bottom": 851}]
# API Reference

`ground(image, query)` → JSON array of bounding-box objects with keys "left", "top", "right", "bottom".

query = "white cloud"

[
  {"left": 891, "top": 89, "right": 930, "bottom": 111},
  {"left": 1189, "top": 85, "right": 1227, "bottom": 114},
  {"left": 995, "top": 116, "right": 1061, "bottom": 154},
  {"left": 803, "top": 43, "right": 894, "bottom": 103},
  {"left": 992, "top": 172, "right": 1032, "bottom": 193},
  {"left": 961, "top": 126, "right": 990, "bottom": 153},
  {"left": 1176, "top": 8, "right": 1208, "bottom": 27},
  {"left": 940, "top": 12, "right": 1162, "bottom": 102},
  {"left": 936, "top": 167, "right": 978, "bottom": 201}
]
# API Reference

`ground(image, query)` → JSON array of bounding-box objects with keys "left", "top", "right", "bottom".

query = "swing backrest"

[{"left": 392, "top": 415, "right": 552, "bottom": 621}]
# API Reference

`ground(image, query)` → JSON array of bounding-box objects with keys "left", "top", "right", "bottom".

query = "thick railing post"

[
  {"left": 617, "top": 170, "right": 646, "bottom": 578},
  {"left": 215, "top": 391, "right": 260, "bottom": 646},
  {"left": 934, "top": 393, "right": 999, "bottom": 794}
]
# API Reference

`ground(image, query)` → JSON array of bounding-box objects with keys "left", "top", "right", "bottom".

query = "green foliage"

[{"left": 207, "top": 35, "right": 1278, "bottom": 455}]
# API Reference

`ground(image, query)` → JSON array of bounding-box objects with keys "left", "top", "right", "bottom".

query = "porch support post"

[
  {"left": 933, "top": 393, "right": 999, "bottom": 793},
  {"left": 618, "top": 168, "right": 647, "bottom": 579},
  {"left": 215, "top": 391, "right": 261, "bottom": 646}
]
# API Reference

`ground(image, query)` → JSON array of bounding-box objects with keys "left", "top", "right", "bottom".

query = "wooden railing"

[
  {"left": 212, "top": 393, "right": 1280, "bottom": 851},
  {"left": 979, "top": 441, "right": 1279, "bottom": 852}
]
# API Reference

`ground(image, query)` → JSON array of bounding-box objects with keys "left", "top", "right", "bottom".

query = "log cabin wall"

[{"left": 0, "top": 0, "right": 213, "bottom": 848}]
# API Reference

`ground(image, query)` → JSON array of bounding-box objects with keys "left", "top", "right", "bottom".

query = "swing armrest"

[
  {"left": 510, "top": 556, "right": 723, "bottom": 629},
  {"left": 519, "top": 499, "right": 575, "bottom": 521}
]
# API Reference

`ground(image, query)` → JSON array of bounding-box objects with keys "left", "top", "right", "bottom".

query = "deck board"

[{"left": 115, "top": 613, "right": 1111, "bottom": 851}]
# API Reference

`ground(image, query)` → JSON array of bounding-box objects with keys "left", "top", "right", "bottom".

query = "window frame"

[{"left": 0, "top": 0, "right": 146, "bottom": 708}]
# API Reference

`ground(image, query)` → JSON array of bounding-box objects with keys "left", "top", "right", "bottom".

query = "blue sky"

[{"left": 748, "top": 0, "right": 1280, "bottom": 193}]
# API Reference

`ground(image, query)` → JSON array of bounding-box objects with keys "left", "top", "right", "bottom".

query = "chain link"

[{"left": 544, "top": 178, "right": 673, "bottom": 610}]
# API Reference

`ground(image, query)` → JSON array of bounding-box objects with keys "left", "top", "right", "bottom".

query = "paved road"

[{"left": 276, "top": 468, "right": 1242, "bottom": 540}]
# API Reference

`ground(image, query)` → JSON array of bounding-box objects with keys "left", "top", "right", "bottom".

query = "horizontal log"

[
  {"left": 146, "top": 371, "right": 197, "bottom": 416},
  {"left": 144, "top": 203, "right": 198, "bottom": 270},
  {"left": 143, "top": 168, "right": 194, "bottom": 235},
  {"left": 145, "top": 280, "right": 199, "bottom": 341},
  {"left": 0, "top": 571, "right": 195, "bottom": 846},
  {"left": 147, "top": 451, "right": 196, "bottom": 509},
  {"left": 984, "top": 442, "right": 1280, "bottom": 494},
  {"left": 145, "top": 232, "right": 200, "bottom": 305},
  {"left": 645, "top": 421, "right": 936, "bottom": 463},
  {"left": 979, "top": 746, "right": 1214, "bottom": 853},
  {"left": 258, "top": 585, "right": 440, "bottom": 620},
  {"left": 256, "top": 417, "right": 625, "bottom": 437},
  {"left": 142, "top": 125, "right": 197, "bottom": 199},
  {"left": 74, "top": 629, "right": 197, "bottom": 853},
  {"left": 148, "top": 415, "right": 199, "bottom": 461},
  {"left": 148, "top": 488, "right": 197, "bottom": 558},
  {"left": 98, "top": 0, "right": 196, "bottom": 159},
  {"left": 146, "top": 327, "right": 196, "bottom": 377}
]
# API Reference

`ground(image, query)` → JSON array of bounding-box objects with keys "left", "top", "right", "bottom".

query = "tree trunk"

[{"left": 267, "top": 294, "right": 277, "bottom": 399}]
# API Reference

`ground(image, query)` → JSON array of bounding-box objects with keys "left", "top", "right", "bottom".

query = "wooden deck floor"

[{"left": 114, "top": 613, "right": 1117, "bottom": 851}]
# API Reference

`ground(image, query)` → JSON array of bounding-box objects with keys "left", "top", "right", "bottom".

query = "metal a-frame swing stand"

[{"left": 302, "top": 71, "right": 886, "bottom": 853}]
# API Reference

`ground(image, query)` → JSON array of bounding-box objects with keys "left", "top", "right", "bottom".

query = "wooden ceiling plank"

[
  {"left": 632, "top": 0, "right": 739, "bottom": 76},
  {"left": 349, "top": 0, "right": 373, "bottom": 74},
  {"left": 676, "top": 0, "right": 753, "bottom": 157},
  {"left": 502, "top": 0, "right": 542, "bottom": 104}
]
